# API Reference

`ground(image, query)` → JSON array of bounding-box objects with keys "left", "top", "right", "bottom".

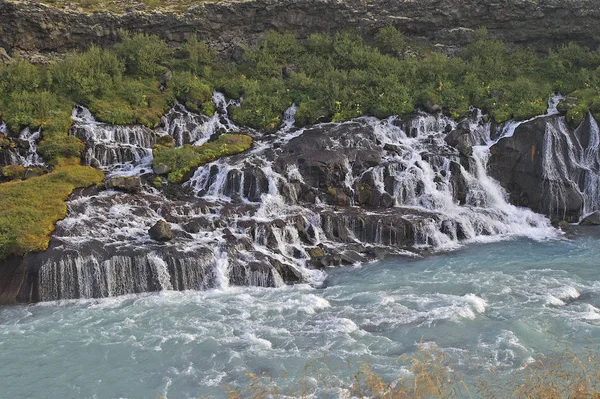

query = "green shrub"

[
  {"left": 0, "top": 59, "right": 47, "bottom": 93},
  {"left": 177, "top": 37, "right": 214, "bottom": 76},
  {"left": 375, "top": 26, "right": 407, "bottom": 57},
  {"left": 113, "top": 31, "right": 171, "bottom": 77},
  {"left": 171, "top": 71, "right": 213, "bottom": 113},
  {"left": 51, "top": 45, "right": 124, "bottom": 103},
  {"left": 295, "top": 100, "right": 328, "bottom": 127}
]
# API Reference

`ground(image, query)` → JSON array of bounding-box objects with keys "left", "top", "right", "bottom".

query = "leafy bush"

[
  {"left": 171, "top": 71, "right": 213, "bottom": 113},
  {"left": 375, "top": 25, "right": 407, "bottom": 57},
  {"left": 51, "top": 45, "right": 124, "bottom": 103},
  {"left": 113, "top": 31, "right": 170, "bottom": 77}
]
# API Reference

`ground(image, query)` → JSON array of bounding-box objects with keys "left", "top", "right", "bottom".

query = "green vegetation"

[
  {"left": 4, "top": 28, "right": 600, "bottom": 145},
  {"left": 0, "top": 165, "right": 46, "bottom": 181},
  {"left": 0, "top": 161, "right": 104, "bottom": 260},
  {"left": 3, "top": 27, "right": 600, "bottom": 260},
  {"left": 153, "top": 134, "right": 252, "bottom": 183}
]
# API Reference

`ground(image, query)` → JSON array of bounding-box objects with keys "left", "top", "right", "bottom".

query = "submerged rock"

[
  {"left": 580, "top": 211, "right": 600, "bottom": 226},
  {"left": 149, "top": 220, "right": 173, "bottom": 241}
]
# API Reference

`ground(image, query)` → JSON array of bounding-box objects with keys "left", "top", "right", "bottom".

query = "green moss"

[
  {"left": 153, "top": 134, "right": 253, "bottom": 183},
  {"left": 0, "top": 134, "right": 11, "bottom": 149},
  {"left": 156, "top": 135, "right": 175, "bottom": 147},
  {"left": 0, "top": 164, "right": 104, "bottom": 260},
  {"left": 0, "top": 165, "right": 27, "bottom": 180},
  {"left": 152, "top": 177, "right": 163, "bottom": 189}
]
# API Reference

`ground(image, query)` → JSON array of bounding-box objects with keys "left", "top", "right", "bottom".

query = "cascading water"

[
  {"left": 0, "top": 123, "right": 46, "bottom": 167},
  {"left": 70, "top": 106, "right": 158, "bottom": 176},
  {"left": 17, "top": 127, "right": 45, "bottom": 166},
  {"left": 20, "top": 93, "right": 600, "bottom": 303}
]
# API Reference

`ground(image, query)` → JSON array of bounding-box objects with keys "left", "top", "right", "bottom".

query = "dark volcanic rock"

[
  {"left": 320, "top": 209, "right": 415, "bottom": 247},
  {"left": 2, "top": 0, "right": 600, "bottom": 59},
  {"left": 149, "top": 220, "right": 173, "bottom": 241},
  {"left": 445, "top": 125, "right": 473, "bottom": 157},
  {"left": 489, "top": 116, "right": 584, "bottom": 221},
  {"left": 106, "top": 175, "right": 142, "bottom": 193}
]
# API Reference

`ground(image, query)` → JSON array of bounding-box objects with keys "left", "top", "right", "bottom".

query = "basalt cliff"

[{"left": 1, "top": 0, "right": 600, "bottom": 58}]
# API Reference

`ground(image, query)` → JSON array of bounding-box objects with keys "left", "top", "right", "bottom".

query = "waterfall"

[
  {"left": 37, "top": 252, "right": 215, "bottom": 301},
  {"left": 69, "top": 106, "right": 157, "bottom": 176},
  {"left": 576, "top": 114, "right": 600, "bottom": 216},
  {"left": 29, "top": 92, "right": 600, "bottom": 302},
  {"left": 18, "top": 128, "right": 45, "bottom": 166},
  {"left": 0, "top": 123, "right": 46, "bottom": 167}
]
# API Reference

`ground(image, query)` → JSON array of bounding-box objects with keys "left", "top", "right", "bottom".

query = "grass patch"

[
  {"left": 153, "top": 134, "right": 252, "bottom": 183},
  {"left": 0, "top": 161, "right": 104, "bottom": 260}
]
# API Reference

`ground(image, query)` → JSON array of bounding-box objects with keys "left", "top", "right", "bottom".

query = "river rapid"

[{"left": 2, "top": 228, "right": 600, "bottom": 398}]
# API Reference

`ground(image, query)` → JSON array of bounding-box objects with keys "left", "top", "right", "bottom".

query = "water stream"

[{"left": 1, "top": 232, "right": 599, "bottom": 398}]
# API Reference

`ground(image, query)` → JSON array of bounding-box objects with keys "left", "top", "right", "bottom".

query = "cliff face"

[{"left": 1, "top": 0, "right": 599, "bottom": 56}]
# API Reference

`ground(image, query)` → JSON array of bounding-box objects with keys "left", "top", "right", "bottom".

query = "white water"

[
  {"left": 24, "top": 93, "right": 600, "bottom": 303},
  {"left": 2, "top": 234, "right": 600, "bottom": 398},
  {"left": 3, "top": 93, "right": 600, "bottom": 397},
  {"left": 1, "top": 127, "right": 46, "bottom": 167}
]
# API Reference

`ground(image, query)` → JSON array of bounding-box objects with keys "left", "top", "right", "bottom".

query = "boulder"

[
  {"left": 310, "top": 247, "right": 325, "bottom": 258},
  {"left": 105, "top": 175, "right": 141, "bottom": 193},
  {"left": 243, "top": 167, "right": 269, "bottom": 202},
  {"left": 275, "top": 122, "right": 381, "bottom": 192},
  {"left": 449, "top": 161, "right": 468, "bottom": 205},
  {"left": 148, "top": 220, "right": 173, "bottom": 241},
  {"left": 445, "top": 126, "right": 473, "bottom": 157},
  {"left": 558, "top": 220, "right": 571, "bottom": 232},
  {"left": 579, "top": 211, "right": 600, "bottom": 226},
  {"left": 556, "top": 97, "right": 579, "bottom": 114},
  {"left": 153, "top": 163, "right": 170, "bottom": 175},
  {"left": 273, "top": 260, "right": 302, "bottom": 283}
]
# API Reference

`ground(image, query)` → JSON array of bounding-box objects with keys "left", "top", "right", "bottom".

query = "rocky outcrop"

[
  {"left": 489, "top": 114, "right": 600, "bottom": 222},
  {"left": 1, "top": 0, "right": 600, "bottom": 58}
]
